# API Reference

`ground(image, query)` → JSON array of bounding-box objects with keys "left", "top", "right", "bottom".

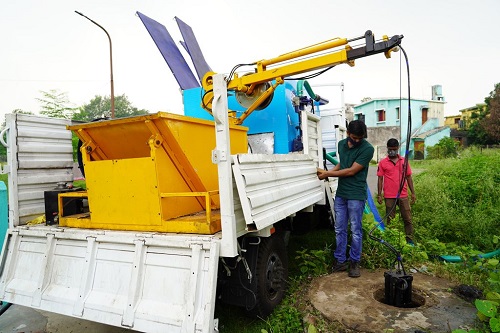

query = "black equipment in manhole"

[
  {"left": 372, "top": 271, "right": 425, "bottom": 308},
  {"left": 384, "top": 271, "right": 413, "bottom": 307}
]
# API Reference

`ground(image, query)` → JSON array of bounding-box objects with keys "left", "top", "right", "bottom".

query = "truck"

[{"left": 0, "top": 12, "right": 403, "bottom": 333}]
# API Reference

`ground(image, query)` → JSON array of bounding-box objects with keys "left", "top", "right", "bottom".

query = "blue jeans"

[{"left": 333, "top": 196, "right": 365, "bottom": 263}]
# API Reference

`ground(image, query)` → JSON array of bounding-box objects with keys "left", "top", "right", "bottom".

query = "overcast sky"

[{"left": 1, "top": 0, "right": 499, "bottom": 122}]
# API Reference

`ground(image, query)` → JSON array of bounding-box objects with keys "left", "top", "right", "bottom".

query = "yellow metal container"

[{"left": 61, "top": 112, "right": 248, "bottom": 234}]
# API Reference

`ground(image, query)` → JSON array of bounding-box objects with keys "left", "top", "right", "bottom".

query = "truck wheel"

[{"left": 249, "top": 235, "right": 289, "bottom": 318}]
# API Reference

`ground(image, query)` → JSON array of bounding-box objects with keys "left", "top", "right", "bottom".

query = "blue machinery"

[{"left": 184, "top": 81, "right": 328, "bottom": 154}]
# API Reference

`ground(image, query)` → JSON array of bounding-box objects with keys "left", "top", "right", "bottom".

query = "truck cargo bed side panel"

[
  {"left": 3, "top": 114, "right": 74, "bottom": 227},
  {"left": 0, "top": 227, "right": 219, "bottom": 333},
  {"left": 233, "top": 154, "right": 323, "bottom": 230}
]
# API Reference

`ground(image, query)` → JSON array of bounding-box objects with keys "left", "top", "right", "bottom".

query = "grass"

[{"left": 0, "top": 174, "right": 7, "bottom": 187}]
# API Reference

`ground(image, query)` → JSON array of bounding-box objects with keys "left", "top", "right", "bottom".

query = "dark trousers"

[{"left": 384, "top": 197, "right": 413, "bottom": 242}]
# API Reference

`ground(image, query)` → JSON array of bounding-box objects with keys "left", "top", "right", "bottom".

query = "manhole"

[{"left": 373, "top": 287, "right": 426, "bottom": 308}]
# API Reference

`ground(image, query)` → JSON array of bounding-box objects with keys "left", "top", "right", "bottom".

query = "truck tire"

[{"left": 249, "top": 234, "right": 289, "bottom": 318}]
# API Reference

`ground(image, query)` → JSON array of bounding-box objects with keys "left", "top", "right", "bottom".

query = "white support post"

[
  {"left": 211, "top": 74, "right": 238, "bottom": 258},
  {"left": 4, "top": 114, "right": 19, "bottom": 228}
]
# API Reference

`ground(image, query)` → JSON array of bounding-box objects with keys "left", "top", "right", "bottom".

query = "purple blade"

[
  {"left": 137, "top": 11, "right": 199, "bottom": 90},
  {"left": 175, "top": 16, "right": 212, "bottom": 82}
]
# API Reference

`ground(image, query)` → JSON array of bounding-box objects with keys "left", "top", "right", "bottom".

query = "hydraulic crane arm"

[{"left": 201, "top": 30, "right": 403, "bottom": 125}]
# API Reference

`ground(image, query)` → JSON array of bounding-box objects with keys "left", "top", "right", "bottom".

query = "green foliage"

[
  {"left": 0, "top": 174, "right": 7, "bottom": 189},
  {"left": 287, "top": 228, "right": 335, "bottom": 277},
  {"left": 261, "top": 297, "right": 303, "bottom": 333},
  {"left": 475, "top": 298, "right": 500, "bottom": 332},
  {"left": 295, "top": 248, "right": 330, "bottom": 276},
  {"left": 482, "top": 83, "right": 500, "bottom": 143},
  {"left": 73, "top": 94, "right": 149, "bottom": 121},
  {"left": 37, "top": 89, "right": 77, "bottom": 119},
  {"left": 426, "top": 136, "right": 460, "bottom": 159},
  {"left": 412, "top": 148, "right": 500, "bottom": 250},
  {"left": 468, "top": 111, "right": 490, "bottom": 145},
  {"left": 468, "top": 83, "right": 500, "bottom": 145},
  {"left": 73, "top": 180, "right": 86, "bottom": 190},
  {"left": 72, "top": 133, "right": 80, "bottom": 161},
  {"left": 362, "top": 216, "right": 428, "bottom": 269}
]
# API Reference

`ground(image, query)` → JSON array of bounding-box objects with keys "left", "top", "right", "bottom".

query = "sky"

[{"left": 1, "top": 0, "right": 499, "bottom": 122}]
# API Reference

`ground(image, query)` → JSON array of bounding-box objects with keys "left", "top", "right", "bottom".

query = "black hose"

[{"left": 368, "top": 44, "right": 412, "bottom": 275}]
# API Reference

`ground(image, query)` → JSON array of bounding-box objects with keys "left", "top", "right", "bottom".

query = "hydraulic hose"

[
  {"left": 296, "top": 80, "right": 327, "bottom": 103},
  {"left": 325, "top": 152, "right": 338, "bottom": 165}
]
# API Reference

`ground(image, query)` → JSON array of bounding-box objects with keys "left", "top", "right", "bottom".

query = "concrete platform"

[{"left": 308, "top": 268, "right": 478, "bottom": 333}]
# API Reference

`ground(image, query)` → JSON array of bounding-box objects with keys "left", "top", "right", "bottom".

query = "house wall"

[
  {"left": 354, "top": 97, "right": 447, "bottom": 160},
  {"left": 354, "top": 99, "right": 445, "bottom": 139},
  {"left": 366, "top": 126, "right": 401, "bottom": 162},
  {"left": 415, "top": 118, "right": 440, "bottom": 135},
  {"left": 459, "top": 104, "right": 486, "bottom": 130},
  {"left": 428, "top": 101, "right": 445, "bottom": 126},
  {"left": 445, "top": 115, "right": 461, "bottom": 129}
]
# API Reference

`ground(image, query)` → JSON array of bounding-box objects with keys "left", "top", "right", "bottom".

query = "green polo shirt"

[{"left": 335, "top": 138, "right": 374, "bottom": 200}]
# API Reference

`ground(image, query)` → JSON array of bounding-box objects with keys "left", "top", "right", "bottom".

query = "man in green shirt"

[{"left": 317, "top": 120, "right": 374, "bottom": 277}]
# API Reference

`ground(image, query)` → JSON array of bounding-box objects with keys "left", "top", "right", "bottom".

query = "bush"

[
  {"left": 413, "top": 148, "right": 500, "bottom": 251},
  {"left": 426, "top": 137, "right": 460, "bottom": 159}
]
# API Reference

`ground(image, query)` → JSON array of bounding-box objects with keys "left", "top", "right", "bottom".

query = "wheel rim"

[{"left": 265, "top": 252, "right": 284, "bottom": 300}]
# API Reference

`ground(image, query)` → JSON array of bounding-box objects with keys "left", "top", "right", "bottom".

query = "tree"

[
  {"left": 73, "top": 94, "right": 149, "bottom": 122},
  {"left": 468, "top": 83, "right": 500, "bottom": 145},
  {"left": 480, "top": 83, "right": 500, "bottom": 143},
  {"left": 467, "top": 110, "right": 489, "bottom": 145},
  {"left": 37, "top": 89, "right": 77, "bottom": 119}
]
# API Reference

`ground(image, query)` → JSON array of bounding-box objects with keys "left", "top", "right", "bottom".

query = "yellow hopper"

[{"left": 60, "top": 112, "right": 248, "bottom": 234}]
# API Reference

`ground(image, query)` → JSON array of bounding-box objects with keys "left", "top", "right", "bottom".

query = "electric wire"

[{"left": 286, "top": 66, "right": 335, "bottom": 81}]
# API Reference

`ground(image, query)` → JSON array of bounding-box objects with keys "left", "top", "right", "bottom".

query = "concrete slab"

[{"left": 308, "top": 268, "right": 478, "bottom": 333}]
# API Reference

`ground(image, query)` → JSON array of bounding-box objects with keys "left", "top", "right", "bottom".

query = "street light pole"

[{"left": 75, "top": 11, "right": 115, "bottom": 118}]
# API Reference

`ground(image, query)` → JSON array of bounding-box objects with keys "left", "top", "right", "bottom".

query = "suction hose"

[
  {"left": 296, "top": 80, "right": 328, "bottom": 103},
  {"left": 440, "top": 248, "right": 500, "bottom": 263}
]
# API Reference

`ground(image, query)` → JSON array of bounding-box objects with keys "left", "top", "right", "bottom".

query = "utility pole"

[{"left": 75, "top": 11, "right": 115, "bottom": 118}]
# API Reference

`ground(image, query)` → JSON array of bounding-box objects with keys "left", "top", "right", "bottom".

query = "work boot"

[
  {"left": 348, "top": 261, "right": 361, "bottom": 278},
  {"left": 332, "top": 260, "right": 348, "bottom": 273}
]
